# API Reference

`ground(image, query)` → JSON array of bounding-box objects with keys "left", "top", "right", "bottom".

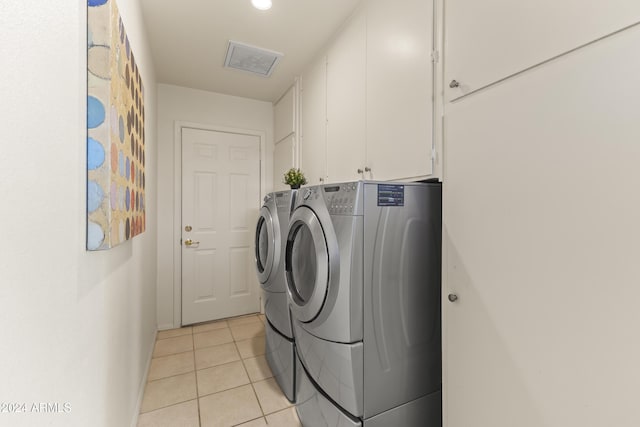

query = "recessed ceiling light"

[{"left": 251, "top": 0, "right": 272, "bottom": 11}]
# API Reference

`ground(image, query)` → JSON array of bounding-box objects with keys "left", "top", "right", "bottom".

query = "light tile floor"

[{"left": 138, "top": 313, "right": 302, "bottom": 427}]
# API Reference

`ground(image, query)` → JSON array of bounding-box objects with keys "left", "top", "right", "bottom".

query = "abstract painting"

[{"left": 87, "top": 0, "right": 145, "bottom": 250}]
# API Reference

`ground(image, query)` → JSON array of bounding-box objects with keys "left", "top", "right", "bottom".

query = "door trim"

[{"left": 172, "top": 121, "right": 266, "bottom": 328}]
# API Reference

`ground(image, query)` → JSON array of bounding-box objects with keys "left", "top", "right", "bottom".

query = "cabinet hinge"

[{"left": 431, "top": 50, "right": 439, "bottom": 64}]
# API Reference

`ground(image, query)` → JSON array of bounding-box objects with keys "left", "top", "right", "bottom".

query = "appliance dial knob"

[{"left": 303, "top": 189, "right": 312, "bottom": 200}]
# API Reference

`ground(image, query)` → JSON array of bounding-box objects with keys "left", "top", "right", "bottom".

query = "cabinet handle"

[
  {"left": 357, "top": 168, "right": 364, "bottom": 174},
  {"left": 319, "top": 177, "right": 325, "bottom": 183},
  {"left": 448, "top": 294, "right": 458, "bottom": 302},
  {"left": 449, "top": 80, "right": 460, "bottom": 89},
  {"left": 364, "top": 167, "right": 371, "bottom": 172}
]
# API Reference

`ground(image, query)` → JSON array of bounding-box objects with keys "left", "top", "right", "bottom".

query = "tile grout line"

[
  {"left": 139, "top": 332, "right": 198, "bottom": 416},
  {"left": 155, "top": 328, "right": 193, "bottom": 341},
  {"left": 195, "top": 359, "right": 253, "bottom": 399},
  {"left": 152, "top": 334, "right": 194, "bottom": 359},
  {"left": 145, "top": 315, "right": 262, "bottom": 425},
  {"left": 147, "top": 350, "right": 195, "bottom": 382},
  {"left": 235, "top": 330, "right": 269, "bottom": 421},
  {"left": 138, "top": 399, "right": 200, "bottom": 418},
  {"left": 231, "top": 415, "right": 268, "bottom": 427},
  {"left": 147, "top": 370, "right": 196, "bottom": 384},
  {"left": 191, "top": 329, "right": 203, "bottom": 427}
]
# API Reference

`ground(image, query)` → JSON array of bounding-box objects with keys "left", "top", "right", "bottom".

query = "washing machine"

[
  {"left": 285, "top": 181, "right": 442, "bottom": 426},
  {"left": 255, "top": 190, "right": 296, "bottom": 402}
]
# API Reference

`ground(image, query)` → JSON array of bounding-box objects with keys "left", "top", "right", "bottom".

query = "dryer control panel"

[
  {"left": 274, "top": 190, "right": 291, "bottom": 208},
  {"left": 323, "top": 182, "right": 361, "bottom": 215}
]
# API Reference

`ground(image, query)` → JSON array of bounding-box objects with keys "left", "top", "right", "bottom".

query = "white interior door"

[{"left": 181, "top": 127, "right": 261, "bottom": 325}]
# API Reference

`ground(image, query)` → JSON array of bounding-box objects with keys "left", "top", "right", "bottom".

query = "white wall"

[
  {"left": 156, "top": 84, "right": 273, "bottom": 329},
  {"left": 0, "top": 1, "right": 157, "bottom": 426}
]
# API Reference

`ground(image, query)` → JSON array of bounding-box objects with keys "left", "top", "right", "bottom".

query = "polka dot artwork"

[{"left": 87, "top": 0, "right": 145, "bottom": 250}]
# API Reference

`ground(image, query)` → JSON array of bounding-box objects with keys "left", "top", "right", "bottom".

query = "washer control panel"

[{"left": 324, "top": 182, "right": 360, "bottom": 215}]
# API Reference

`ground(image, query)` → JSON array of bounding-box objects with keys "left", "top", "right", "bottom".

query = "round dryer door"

[
  {"left": 255, "top": 205, "right": 280, "bottom": 284},
  {"left": 285, "top": 206, "right": 329, "bottom": 322}
]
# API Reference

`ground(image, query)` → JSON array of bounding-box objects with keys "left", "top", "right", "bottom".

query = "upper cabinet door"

[
  {"left": 300, "top": 56, "right": 327, "bottom": 185},
  {"left": 445, "top": 0, "right": 640, "bottom": 102},
  {"left": 274, "top": 86, "right": 295, "bottom": 143},
  {"left": 366, "top": 0, "right": 434, "bottom": 181},
  {"left": 443, "top": 25, "right": 640, "bottom": 427},
  {"left": 326, "top": 12, "right": 367, "bottom": 183}
]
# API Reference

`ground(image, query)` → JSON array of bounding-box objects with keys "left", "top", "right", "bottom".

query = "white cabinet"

[
  {"left": 300, "top": 55, "right": 327, "bottom": 185},
  {"left": 274, "top": 86, "right": 295, "bottom": 143},
  {"left": 443, "top": 21, "right": 640, "bottom": 427},
  {"left": 365, "top": 0, "right": 433, "bottom": 181},
  {"left": 273, "top": 134, "right": 295, "bottom": 191},
  {"left": 300, "top": 0, "right": 436, "bottom": 185},
  {"left": 445, "top": 0, "right": 640, "bottom": 101},
  {"left": 326, "top": 12, "right": 367, "bottom": 183},
  {"left": 273, "top": 84, "right": 298, "bottom": 190}
]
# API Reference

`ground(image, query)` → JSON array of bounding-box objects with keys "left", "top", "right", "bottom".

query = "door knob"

[
  {"left": 449, "top": 80, "right": 460, "bottom": 88},
  {"left": 448, "top": 293, "right": 458, "bottom": 302},
  {"left": 184, "top": 239, "right": 200, "bottom": 247}
]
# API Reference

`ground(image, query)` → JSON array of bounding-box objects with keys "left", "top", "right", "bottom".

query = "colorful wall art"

[{"left": 87, "top": 0, "right": 146, "bottom": 250}]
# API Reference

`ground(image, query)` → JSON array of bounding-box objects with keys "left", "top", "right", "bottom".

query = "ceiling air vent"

[{"left": 224, "top": 40, "right": 283, "bottom": 77}]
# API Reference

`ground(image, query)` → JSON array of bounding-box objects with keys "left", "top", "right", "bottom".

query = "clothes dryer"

[
  {"left": 286, "top": 181, "right": 442, "bottom": 426},
  {"left": 255, "top": 190, "right": 296, "bottom": 402}
]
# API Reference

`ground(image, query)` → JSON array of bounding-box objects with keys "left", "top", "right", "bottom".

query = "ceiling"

[{"left": 139, "top": 0, "right": 362, "bottom": 102}]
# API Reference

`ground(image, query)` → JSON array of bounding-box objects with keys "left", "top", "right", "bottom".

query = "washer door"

[
  {"left": 255, "top": 205, "right": 280, "bottom": 285},
  {"left": 285, "top": 206, "right": 329, "bottom": 322}
]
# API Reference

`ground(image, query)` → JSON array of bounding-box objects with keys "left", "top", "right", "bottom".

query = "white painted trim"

[
  {"left": 433, "top": 0, "right": 444, "bottom": 182},
  {"left": 172, "top": 120, "right": 266, "bottom": 328},
  {"left": 294, "top": 76, "right": 302, "bottom": 169},
  {"left": 157, "top": 323, "right": 175, "bottom": 331},
  {"left": 130, "top": 329, "right": 157, "bottom": 427}
]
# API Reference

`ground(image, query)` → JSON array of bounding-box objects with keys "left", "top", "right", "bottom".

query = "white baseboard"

[
  {"left": 157, "top": 323, "right": 177, "bottom": 331},
  {"left": 130, "top": 328, "right": 158, "bottom": 427}
]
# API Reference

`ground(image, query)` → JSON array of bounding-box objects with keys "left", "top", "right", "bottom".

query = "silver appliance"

[
  {"left": 255, "top": 190, "right": 297, "bottom": 402},
  {"left": 285, "top": 181, "right": 442, "bottom": 426}
]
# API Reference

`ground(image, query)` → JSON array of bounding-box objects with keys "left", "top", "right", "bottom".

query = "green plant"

[{"left": 283, "top": 168, "right": 307, "bottom": 187}]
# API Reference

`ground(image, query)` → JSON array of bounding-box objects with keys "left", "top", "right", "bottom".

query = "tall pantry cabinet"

[
  {"left": 365, "top": 0, "right": 434, "bottom": 181},
  {"left": 442, "top": 1, "right": 640, "bottom": 427},
  {"left": 325, "top": 12, "right": 366, "bottom": 184},
  {"left": 299, "top": 56, "right": 327, "bottom": 186},
  {"left": 273, "top": 86, "right": 297, "bottom": 191},
  {"left": 298, "top": 0, "right": 436, "bottom": 184}
]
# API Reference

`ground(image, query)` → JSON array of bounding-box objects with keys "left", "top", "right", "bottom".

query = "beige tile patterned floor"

[{"left": 138, "top": 313, "right": 301, "bottom": 427}]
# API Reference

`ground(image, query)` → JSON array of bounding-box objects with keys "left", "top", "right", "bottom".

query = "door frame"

[{"left": 172, "top": 121, "right": 266, "bottom": 327}]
